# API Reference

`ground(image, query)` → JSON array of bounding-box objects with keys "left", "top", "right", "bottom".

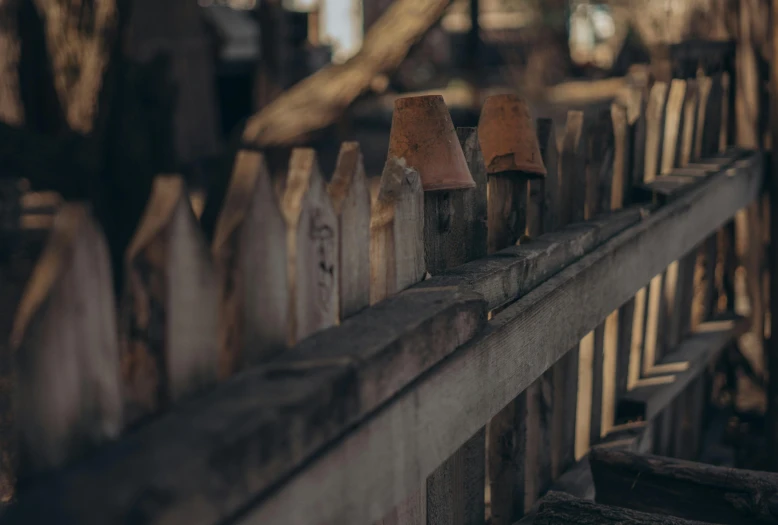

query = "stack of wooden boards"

[{"left": 524, "top": 448, "right": 778, "bottom": 525}]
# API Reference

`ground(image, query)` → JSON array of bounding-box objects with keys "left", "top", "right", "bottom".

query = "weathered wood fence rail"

[{"left": 0, "top": 42, "right": 763, "bottom": 525}]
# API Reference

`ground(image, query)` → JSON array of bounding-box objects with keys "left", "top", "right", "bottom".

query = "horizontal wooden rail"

[{"left": 1, "top": 152, "right": 762, "bottom": 525}]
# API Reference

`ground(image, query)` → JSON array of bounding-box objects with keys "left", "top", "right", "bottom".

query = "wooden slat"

[
  {"left": 4, "top": 154, "right": 762, "bottom": 525},
  {"left": 369, "top": 157, "right": 425, "bottom": 305},
  {"left": 10, "top": 204, "right": 122, "bottom": 476},
  {"left": 119, "top": 175, "right": 218, "bottom": 424},
  {"left": 591, "top": 448, "right": 778, "bottom": 525},
  {"left": 282, "top": 149, "right": 340, "bottom": 343},
  {"left": 328, "top": 142, "right": 371, "bottom": 320},
  {"left": 212, "top": 150, "right": 289, "bottom": 378},
  {"left": 370, "top": 154, "right": 429, "bottom": 525},
  {"left": 552, "top": 111, "right": 586, "bottom": 481},
  {"left": 425, "top": 128, "right": 487, "bottom": 525}
]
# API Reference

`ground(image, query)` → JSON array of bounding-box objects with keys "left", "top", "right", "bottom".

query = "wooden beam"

[
  {"left": 591, "top": 448, "right": 778, "bottom": 524},
  {"left": 533, "top": 491, "right": 717, "bottom": 525},
  {"left": 4, "top": 154, "right": 763, "bottom": 525}
]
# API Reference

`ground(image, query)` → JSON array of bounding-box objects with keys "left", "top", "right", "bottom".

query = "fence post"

[
  {"left": 212, "top": 150, "right": 289, "bottom": 378},
  {"left": 120, "top": 175, "right": 218, "bottom": 424},
  {"left": 282, "top": 149, "right": 340, "bottom": 343},
  {"left": 425, "top": 127, "right": 488, "bottom": 525},
  {"left": 371, "top": 154, "right": 425, "bottom": 525},
  {"left": 328, "top": 142, "right": 371, "bottom": 320},
  {"left": 12, "top": 204, "right": 122, "bottom": 475},
  {"left": 479, "top": 94, "right": 544, "bottom": 524},
  {"left": 551, "top": 110, "right": 585, "bottom": 477}
]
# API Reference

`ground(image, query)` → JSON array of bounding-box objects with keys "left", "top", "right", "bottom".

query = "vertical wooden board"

[
  {"left": 643, "top": 81, "right": 669, "bottom": 183},
  {"left": 525, "top": 119, "right": 556, "bottom": 508},
  {"left": 486, "top": 176, "right": 526, "bottom": 254},
  {"left": 424, "top": 128, "right": 488, "bottom": 273},
  {"left": 120, "top": 176, "right": 217, "bottom": 423},
  {"left": 642, "top": 273, "right": 664, "bottom": 373},
  {"left": 551, "top": 110, "right": 585, "bottom": 483},
  {"left": 575, "top": 330, "right": 595, "bottom": 460},
  {"left": 735, "top": 0, "right": 759, "bottom": 149},
  {"left": 426, "top": 128, "right": 487, "bottom": 525},
  {"left": 167, "top": 193, "right": 219, "bottom": 401},
  {"left": 679, "top": 80, "right": 699, "bottom": 168},
  {"left": 694, "top": 76, "right": 713, "bottom": 161},
  {"left": 328, "top": 142, "right": 371, "bottom": 320},
  {"left": 11, "top": 205, "right": 122, "bottom": 474},
  {"left": 370, "top": 157, "right": 425, "bottom": 305},
  {"left": 558, "top": 110, "right": 585, "bottom": 226},
  {"left": 720, "top": 72, "right": 732, "bottom": 152},
  {"left": 485, "top": 160, "right": 531, "bottom": 522},
  {"left": 660, "top": 79, "right": 687, "bottom": 176},
  {"left": 628, "top": 285, "right": 648, "bottom": 390},
  {"left": 629, "top": 85, "right": 648, "bottom": 193},
  {"left": 604, "top": 103, "right": 630, "bottom": 439},
  {"left": 212, "top": 150, "right": 288, "bottom": 378},
  {"left": 537, "top": 119, "right": 559, "bottom": 235},
  {"left": 702, "top": 74, "right": 724, "bottom": 158},
  {"left": 283, "top": 149, "right": 340, "bottom": 343},
  {"left": 487, "top": 397, "right": 526, "bottom": 525},
  {"left": 370, "top": 157, "right": 426, "bottom": 525}
]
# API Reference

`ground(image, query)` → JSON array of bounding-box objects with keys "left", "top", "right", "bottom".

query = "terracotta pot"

[
  {"left": 387, "top": 95, "right": 476, "bottom": 192},
  {"left": 478, "top": 94, "right": 547, "bottom": 178}
]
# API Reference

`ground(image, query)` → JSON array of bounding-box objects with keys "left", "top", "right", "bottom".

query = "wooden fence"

[{"left": 0, "top": 42, "right": 765, "bottom": 525}]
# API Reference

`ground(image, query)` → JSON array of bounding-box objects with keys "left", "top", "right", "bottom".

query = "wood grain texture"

[
  {"left": 4, "top": 155, "right": 763, "bottom": 525},
  {"left": 10, "top": 204, "right": 122, "bottom": 475},
  {"left": 534, "top": 491, "right": 716, "bottom": 525},
  {"left": 551, "top": 110, "right": 586, "bottom": 481},
  {"left": 370, "top": 157, "right": 425, "bottom": 304},
  {"left": 329, "top": 142, "right": 371, "bottom": 320},
  {"left": 591, "top": 448, "right": 778, "bottom": 524},
  {"left": 424, "top": 127, "right": 487, "bottom": 525},
  {"left": 120, "top": 175, "right": 218, "bottom": 424},
  {"left": 283, "top": 149, "right": 340, "bottom": 343},
  {"left": 212, "top": 150, "right": 288, "bottom": 378}
]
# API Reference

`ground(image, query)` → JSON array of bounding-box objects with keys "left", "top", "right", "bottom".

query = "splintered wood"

[
  {"left": 10, "top": 204, "right": 122, "bottom": 474},
  {"left": 120, "top": 175, "right": 218, "bottom": 423},
  {"left": 212, "top": 150, "right": 288, "bottom": 378}
]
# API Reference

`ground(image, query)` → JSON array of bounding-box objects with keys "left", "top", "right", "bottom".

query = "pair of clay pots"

[{"left": 387, "top": 93, "right": 547, "bottom": 191}]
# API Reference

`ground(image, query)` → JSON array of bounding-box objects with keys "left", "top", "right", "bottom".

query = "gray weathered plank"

[
  {"left": 212, "top": 150, "right": 288, "bottom": 377},
  {"left": 425, "top": 128, "right": 488, "bottom": 525},
  {"left": 328, "top": 142, "right": 371, "bottom": 320},
  {"left": 534, "top": 491, "right": 716, "bottom": 525},
  {"left": 591, "top": 448, "right": 778, "bottom": 524}
]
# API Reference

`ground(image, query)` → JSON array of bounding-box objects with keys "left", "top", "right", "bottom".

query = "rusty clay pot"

[
  {"left": 478, "top": 94, "right": 547, "bottom": 178},
  {"left": 387, "top": 95, "right": 476, "bottom": 192}
]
